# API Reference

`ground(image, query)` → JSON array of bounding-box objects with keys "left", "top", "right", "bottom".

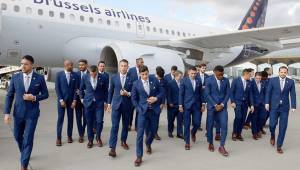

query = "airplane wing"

[{"left": 136, "top": 24, "right": 300, "bottom": 51}]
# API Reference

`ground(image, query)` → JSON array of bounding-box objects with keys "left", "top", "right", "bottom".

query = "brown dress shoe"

[
  {"left": 56, "top": 139, "right": 62, "bottom": 147},
  {"left": 218, "top": 146, "right": 229, "bottom": 157},
  {"left": 191, "top": 131, "right": 196, "bottom": 143},
  {"left": 121, "top": 142, "right": 129, "bottom": 150},
  {"left": 232, "top": 133, "right": 237, "bottom": 141},
  {"left": 237, "top": 135, "right": 244, "bottom": 141},
  {"left": 134, "top": 158, "right": 142, "bottom": 167},
  {"left": 270, "top": 136, "right": 275, "bottom": 146},
  {"left": 21, "top": 166, "right": 28, "bottom": 170},
  {"left": 68, "top": 137, "right": 73, "bottom": 143},
  {"left": 97, "top": 138, "right": 103, "bottom": 147},
  {"left": 109, "top": 149, "right": 117, "bottom": 158},
  {"left": 87, "top": 140, "right": 93, "bottom": 148},
  {"left": 215, "top": 134, "right": 221, "bottom": 141},
  {"left": 253, "top": 134, "right": 259, "bottom": 140},
  {"left": 146, "top": 145, "right": 152, "bottom": 155},
  {"left": 154, "top": 134, "right": 161, "bottom": 140},
  {"left": 185, "top": 144, "right": 190, "bottom": 150},
  {"left": 78, "top": 136, "right": 84, "bottom": 143},
  {"left": 277, "top": 147, "right": 284, "bottom": 154},
  {"left": 208, "top": 144, "right": 215, "bottom": 152}
]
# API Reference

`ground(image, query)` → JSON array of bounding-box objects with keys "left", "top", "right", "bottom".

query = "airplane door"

[{"left": 136, "top": 22, "right": 145, "bottom": 39}]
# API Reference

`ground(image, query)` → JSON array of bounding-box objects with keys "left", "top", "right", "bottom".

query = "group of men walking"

[{"left": 3, "top": 55, "right": 297, "bottom": 169}]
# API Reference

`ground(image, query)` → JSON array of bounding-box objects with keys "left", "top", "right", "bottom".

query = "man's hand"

[
  {"left": 60, "top": 100, "right": 66, "bottom": 108},
  {"left": 23, "top": 94, "right": 36, "bottom": 101},
  {"left": 4, "top": 114, "right": 11, "bottom": 124},
  {"left": 265, "top": 104, "right": 269, "bottom": 112},
  {"left": 250, "top": 106, "right": 254, "bottom": 113},
  {"left": 179, "top": 105, "right": 184, "bottom": 113},
  {"left": 147, "top": 97, "right": 158, "bottom": 104},
  {"left": 71, "top": 101, "right": 76, "bottom": 109},
  {"left": 231, "top": 103, "right": 236, "bottom": 109},
  {"left": 106, "top": 104, "right": 111, "bottom": 112}
]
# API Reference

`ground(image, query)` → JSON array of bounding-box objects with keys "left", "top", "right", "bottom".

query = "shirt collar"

[
  {"left": 142, "top": 79, "right": 149, "bottom": 84},
  {"left": 120, "top": 73, "right": 127, "bottom": 77},
  {"left": 65, "top": 70, "right": 71, "bottom": 74},
  {"left": 81, "top": 70, "right": 87, "bottom": 74},
  {"left": 279, "top": 77, "right": 286, "bottom": 81},
  {"left": 23, "top": 71, "right": 33, "bottom": 77}
]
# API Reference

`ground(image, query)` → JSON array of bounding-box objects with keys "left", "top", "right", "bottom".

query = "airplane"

[{"left": 1, "top": 0, "right": 300, "bottom": 81}]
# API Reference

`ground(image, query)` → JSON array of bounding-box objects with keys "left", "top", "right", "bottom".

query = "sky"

[{"left": 92, "top": 0, "right": 300, "bottom": 30}]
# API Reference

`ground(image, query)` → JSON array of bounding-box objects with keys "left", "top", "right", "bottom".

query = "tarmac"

[{"left": 0, "top": 82, "right": 299, "bottom": 170}]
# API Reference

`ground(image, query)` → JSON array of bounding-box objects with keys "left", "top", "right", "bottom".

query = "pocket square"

[{"left": 35, "top": 84, "right": 40, "bottom": 86}]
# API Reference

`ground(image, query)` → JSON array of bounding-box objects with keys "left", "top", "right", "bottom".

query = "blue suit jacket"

[
  {"left": 55, "top": 71, "right": 78, "bottom": 102},
  {"left": 196, "top": 73, "right": 209, "bottom": 85},
  {"left": 265, "top": 77, "right": 296, "bottom": 111},
  {"left": 108, "top": 73, "right": 133, "bottom": 111},
  {"left": 128, "top": 67, "right": 139, "bottom": 82},
  {"left": 251, "top": 80, "right": 266, "bottom": 106},
  {"left": 167, "top": 79, "right": 180, "bottom": 106},
  {"left": 100, "top": 72, "right": 110, "bottom": 82},
  {"left": 164, "top": 73, "right": 173, "bottom": 83},
  {"left": 230, "top": 77, "right": 253, "bottom": 106},
  {"left": 4, "top": 72, "right": 49, "bottom": 119},
  {"left": 131, "top": 76, "right": 164, "bottom": 115},
  {"left": 80, "top": 74, "right": 109, "bottom": 107},
  {"left": 75, "top": 70, "right": 89, "bottom": 101},
  {"left": 205, "top": 76, "right": 230, "bottom": 110},
  {"left": 150, "top": 74, "right": 168, "bottom": 104},
  {"left": 179, "top": 77, "right": 202, "bottom": 109}
]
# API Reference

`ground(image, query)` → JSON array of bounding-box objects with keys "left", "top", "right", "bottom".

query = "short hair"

[
  {"left": 264, "top": 67, "right": 271, "bottom": 72},
  {"left": 279, "top": 66, "right": 288, "bottom": 72},
  {"left": 174, "top": 70, "right": 183, "bottom": 76},
  {"left": 261, "top": 71, "right": 268, "bottom": 78},
  {"left": 119, "top": 59, "right": 128, "bottom": 64},
  {"left": 136, "top": 58, "right": 143, "bottom": 62},
  {"left": 255, "top": 72, "right": 262, "bottom": 77},
  {"left": 199, "top": 63, "right": 207, "bottom": 68},
  {"left": 248, "top": 68, "right": 254, "bottom": 72},
  {"left": 78, "top": 59, "right": 88, "bottom": 64},
  {"left": 22, "top": 55, "right": 34, "bottom": 64},
  {"left": 242, "top": 69, "right": 251, "bottom": 75},
  {"left": 171, "top": 66, "right": 178, "bottom": 71},
  {"left": 98, "top": 60, "right": 105, "bottom": 65},
  {"left": 139, "top": 65, "right": 149, "bottom": 73},
  {"left": 89, "top": 65, "right": 98, "bottom": 72},
  {"left": 156, "top": 66, "right": 165, "bottom": 78},
  {"left": 189, "top": 66, "right": 197, "bottom": 71},
  {"left": 213, "top": 65, "right": 224, "bottom": 72}
]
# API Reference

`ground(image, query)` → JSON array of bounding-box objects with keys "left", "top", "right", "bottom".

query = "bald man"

[{"left": 55, "top": 60, "right": 79, "bottom": 146}]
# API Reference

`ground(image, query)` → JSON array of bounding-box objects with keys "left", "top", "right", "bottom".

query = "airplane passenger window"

[
  {"left": 193, "top": 34, "right": 196, "bottom": 36},
  {"left": 1, "top": 3, "right": 7, "bottom": 10},
  {"left": 80, "top": 16, "right": 85, "bottom": 22},
  {"left": 159, "top": 28, "right": 163, "bottom": 34},
  {"left": 49, "top": 11, "right": 54, "bottom": 17},
  {"left": 188, "top": 33, "right": 191, "bottom": 37},
  {"left": 126, "top": 23, "right": 131, "bottom": 29},
  {"left": 98, "top": 18, "right": 103, "bottom": 24},
  {"left": 107, "top": 20, "right": 111, "bottom": 26},
  {"left": 115, "top": 21, "right": 119, "bottom": 27},
  {"left": 89, "top": 17, "right": 94, "bottom": 23},
  {"left": 69, "top": 14, "right": 75, "bottom": 21},
  {"left": 171, "top": 30, "right": 175, "bottom": 35},
  {"left": 60, "top": 12, "right": 65, "bottom": 19},
  {"left": 146, "top": 26, "right": 150, "bottom": 32},
  {"left": 14, "top": 5, "right": 20, "bottom": 12},
  {"left": 26, "top": 7, "right": 32, "bottom": 15},
  {"left": 183, "top": 32, "right": 186, "bottom": 37},
  {"left": 166, "top": 29, "right": 169, "bottom": 35},
  {"left": 153, "top": 27, "right": 157, "bottom": 32},
  {"left": 177, "top": 31, "right": 181, "bottom": 36},
  {"left": 38, "top": 9, "right": 43, "bottom": 16},
  {"left": 138, "top": 25, "right": 142, "bottom": 30}
]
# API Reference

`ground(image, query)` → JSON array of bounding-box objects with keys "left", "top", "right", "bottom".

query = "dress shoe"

[
  {"left": 277, "top": 147, "right": 284, "bottom": 154},
  {"left": 93, "top": 128, "right": 96, "bottom": 134},
  {"left": 185, "top": 144, "right": 190, "bottom": 150},
  {"left": 68, "top": 137, "right": 73, "bottom": 143},
  {"left": 177, "top": 134, "right": 184, "bottom": 139},
  {"left": 87, "top": 140, "right": 93, "bottom": 148},
  {"left": 109, "top": 148, "right": 117, "bottom": 158},
  {"left": 121, "top": 142, "right": 129, "bottom": 150},
  {"left": 261, "top": 129, "right": 266, "bottom": 134},
  {"left": 146, "top": 145, "right": 152, "bottom": 155},
  {"left": 232, "top": 133, "right": 237, "bottom": 141},
  {"left": 134, "top": 158, "right": 142, "bottom": 167},
  {"left": 270, "top": 136, "right": 275, "bottom": 146},
  {"left": 257, "top": 132, "right": 262, "bottom": 138},
  {"left": 154, "top": 134, "right": 161, "bottom": 140},
  {"left": 168, "top": 133, "right": 174, "bottom": 138},
  {"left": 243, "top": 124, "right": 250, "bottom": 130},
  {"left": 215, "top": 134, "right": 221, "bottom": 141},
  {"left": 191, "top": 131, "right": 196, "bottom": 143},
  {"left": 236, "top": 135, "right": 244, "bottom": 141},
  {"left": 253, "top": 134, "right": 259, "bottom": 140},
  {"left": 128, "top": 126, "right": 132, "bottom": 131},
  {"left": 21, "top": 166, "right": 28, "bottom": 170},
  {"left": 97, "top": 138, "right": 103, "bottom": 147},
  {"left": 218, "top": 146, "right": 229, "bottom": 157},
  {"left": 56, "top": 139, "right": 62, "bottom": 147},
  {"left": 208, "top": 144, "right": 215, "bottom": 152},
  {"left": 78, "top": 136, "right": 84, "bottom": 143}
]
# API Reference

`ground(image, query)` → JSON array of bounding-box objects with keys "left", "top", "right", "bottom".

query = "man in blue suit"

[
  {"left": 261, "top": 70, "right": 270, "bottom": 133},
  {"left": 251, "top": 72, "right": 266, "bottom": 140},
  {"left": 167, "top": 70, "right": 184, "bottom": 139},
  {"left": 265, "top": 66, "right": 296, "bottom": 154},
  {"left": 131, "top": 65, "right": 164, "bottom": 167},
  {"left": 244, "top": 68, "right": 255, "bottom": 130},
  {"left": 55, "top": 60, "right": 78, "bottom": 146},
  {"left": 128, "top": 57, "right": 144, "bottom": 130},
  {"left": 75, "top": 59, "right": 88, "bottom": 143},
  {"left": 179, "top": 66, "right": 204, "bottom": 150},
  {"left": 231, "top": 69, "right": 254, "bottom": 141},
  {"left": 205, "top": 65, "right": 230, "bottom": 157},
  {"left": 164, "top": 65, "right": 177, "bottom": 83},
  {"left": 80, "top": 65, "right": 109, "bottom": 148},
  {"left": 4, "top": 55, "right": 49, "bottom": 170},
  {"left": 107, "top": 59, "right": 133, "bottom": 157}
]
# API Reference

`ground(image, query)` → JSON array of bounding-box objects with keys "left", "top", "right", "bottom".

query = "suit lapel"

[
  {"left": 27, "top": 72, "right": 37, "bottom": 93},
  {"left": 139, "top": 79, "right": 149, "bottom": 97},
  {"left": 19, "top": 72, "right": 26, "bottom": 93}
]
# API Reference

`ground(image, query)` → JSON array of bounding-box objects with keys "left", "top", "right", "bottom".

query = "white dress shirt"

[
  {"left": 142, "top": 79, "right": 150, "bottom": 95},
  {"left": 190, "top": 78, "right": 196, "bottom": 91},
  {"left": 280, "top": 77, "right": 286, "bottom": 91},
  {"left": 23, "top": 71, "right": 33, "bottom": 92},
  {"left": 120, "top": 73, "right": 127, "bottom": 88},
  {"left": 65, "top": 70, "right": 71, "bottom": 85},
  {"left": 215, "top": 76, "right": 221, "bottom": 90}
]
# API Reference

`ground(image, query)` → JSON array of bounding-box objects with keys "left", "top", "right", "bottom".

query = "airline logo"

[{"left": 33, "top": 0, "right": 151, "bottom": 23}]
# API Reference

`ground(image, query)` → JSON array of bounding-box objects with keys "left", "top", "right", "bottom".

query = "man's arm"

[
  {"left": 4, "top": 76, "right": 15, "bottom": 114},
  {"left": 131, "top": 83, "right": 138, "bottom": 108},
  {"left": 222, "top": 79, "right": 231, "bottom": 105},
  {"left": 107, "top": 77, "right": 115, "bottom": 105},
  {"left": 55, "top": 73, "right": 63, "bottom": 101},
  {"left": 290, "top": 80, "right": 297, "bottom": 109},
  {"left": 205, "top": 80, "right": 217, "bottom": 106},
  {"left": 35, "top": 76, "right": 49, "bottom": 102}
]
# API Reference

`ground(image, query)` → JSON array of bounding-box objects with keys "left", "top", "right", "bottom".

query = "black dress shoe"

[
  {"left": 168, "top": 133, "right": 174, "bottom": 138},
  {"left": 109, "top": 149, "right": 117, "bottom": 158},
  {"left": 177, "top": 134, "right": 184, "bottom": 139},
  {"left": 21, "top": 166, "right": 28, "bottom": 170}
]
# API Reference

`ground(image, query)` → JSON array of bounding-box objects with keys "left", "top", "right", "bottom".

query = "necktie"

[
  {"left": 217, "top": 80, "right": 220, "bottom": 90},
  {"left": 121, "top": 75, "right": 126, "bottom": 88},
  {"left": 257, "top": 82, "right": 261, "bottom": 93},
  {"left": 81, "top": 71, "right": 84, "bottom": 79},
  {"left": 92, "top": 78, "right": 97, "bottom": 90},
  {"left": 177, "top": 81, "right": 180, "bottom": 88},
  {"left": 66, "top": 72, "right": 70, "bottom": 85},
  {"left": 25, "top": 75, "right": 30, "bottom": 92},
  {"left": 144, "top": 81, "right": 150, "bottom": 95},
  {"left": 201, "top": 75, "right": 204, "bottom": 84},
  {"left": 280, "top": 79, "right": 284, "bottom": 91},
  {"left": 191, "top": 79, "right": 195, "bottom": 91}
]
